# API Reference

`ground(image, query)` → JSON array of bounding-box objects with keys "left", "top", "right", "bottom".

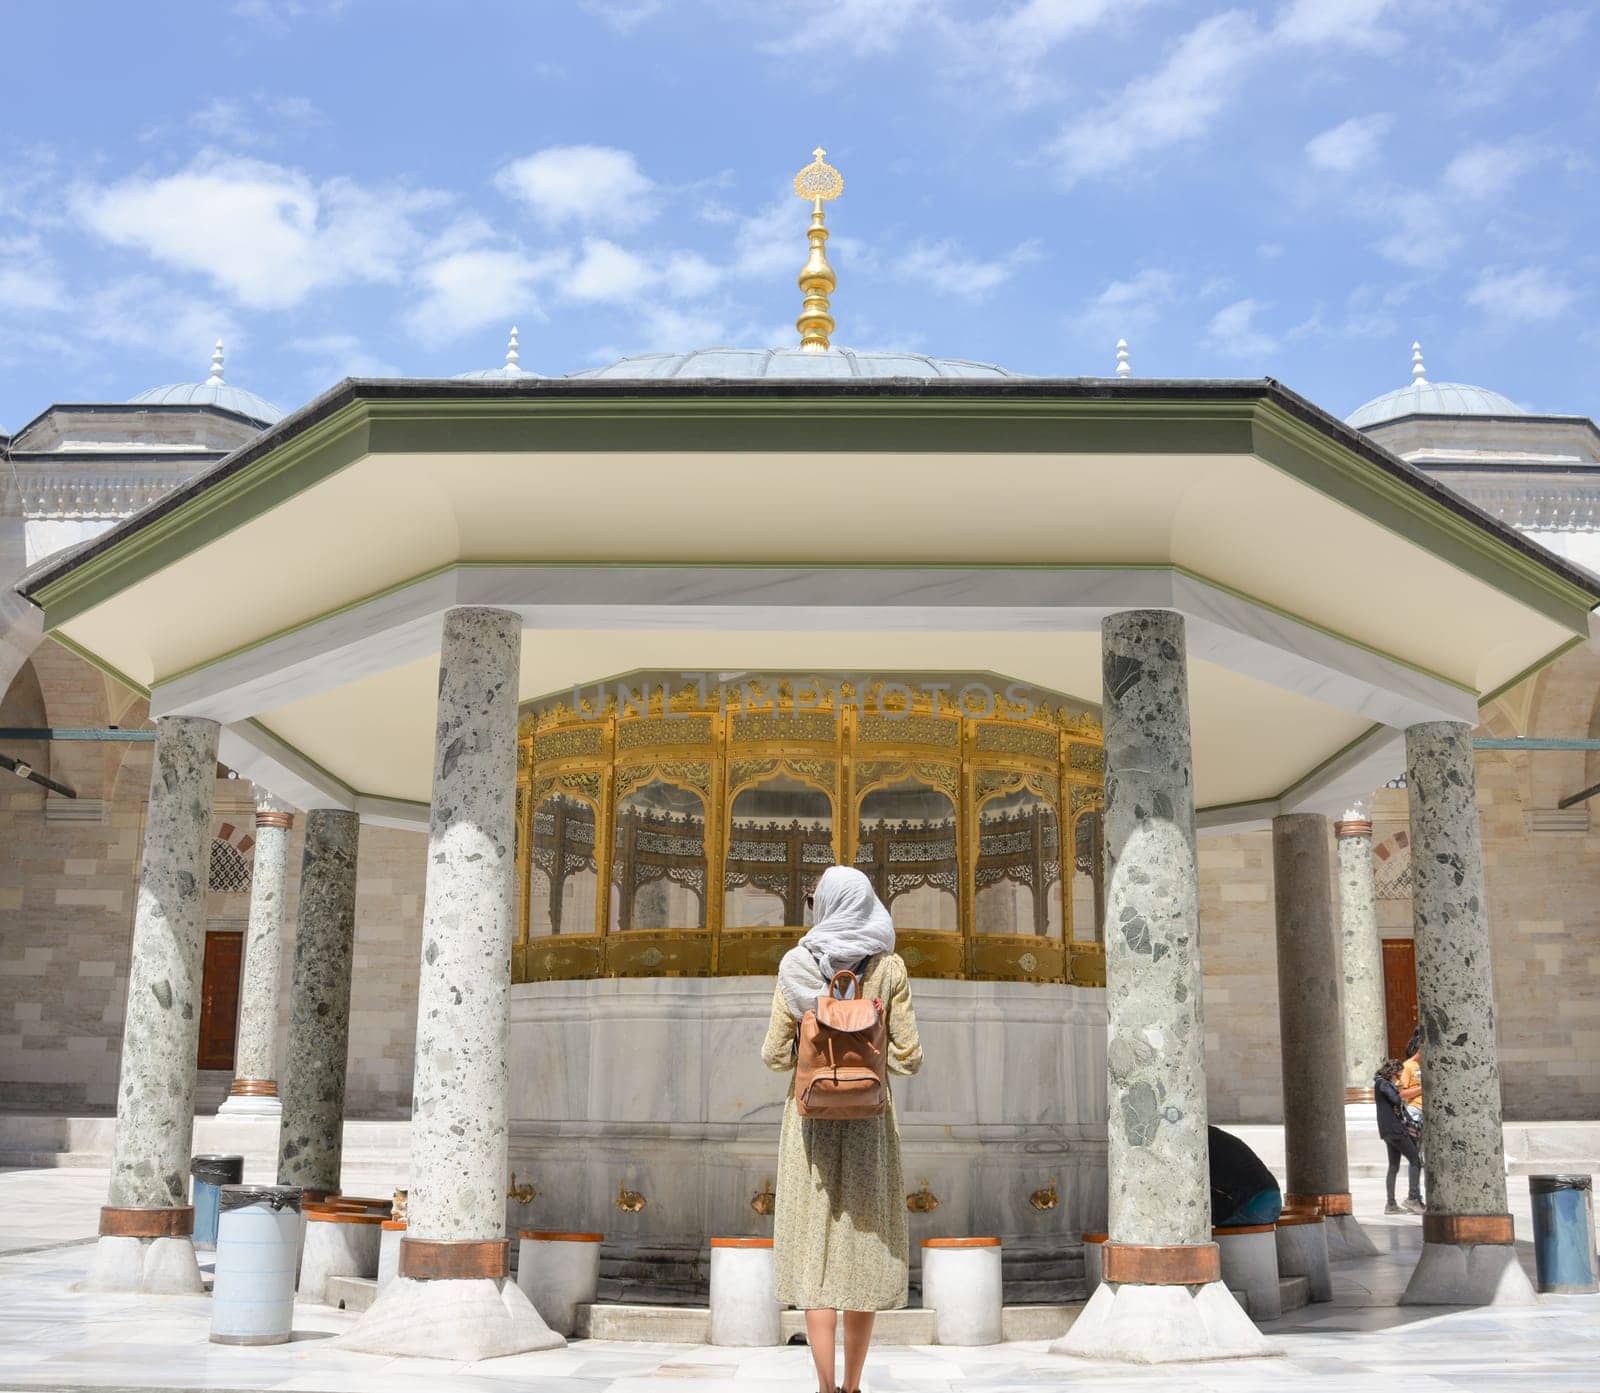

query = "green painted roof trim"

[{"left": 26, "top": 385, "right": 1599, "bottom": 653}]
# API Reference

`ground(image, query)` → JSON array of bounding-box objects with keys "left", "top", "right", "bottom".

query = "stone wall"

[{"left": 4, "top": 638, "right": 1599, "bottom": 1128}]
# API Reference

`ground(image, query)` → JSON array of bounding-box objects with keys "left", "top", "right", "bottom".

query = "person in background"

[{"left": 1375, "top": 1058, "right": 1425, "bottom": 1214}]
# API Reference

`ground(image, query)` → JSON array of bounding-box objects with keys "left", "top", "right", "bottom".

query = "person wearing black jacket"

[{"left": 1375, "top": 1059, "right": 1424, "bottom": 1214}]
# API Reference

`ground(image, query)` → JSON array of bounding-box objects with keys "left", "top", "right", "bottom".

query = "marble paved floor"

[{"left": 1, "top": 1167, "right": 1596, "bottom": 1392}]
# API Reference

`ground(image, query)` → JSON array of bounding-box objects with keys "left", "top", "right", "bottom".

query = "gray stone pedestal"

[
  {"left": 220, "top": 797, "right": 293, "bottom": 1118},
  {"left": 343, "top": 606, "right": 562, "bottom": 1358},
  {"left": 277, "top": 808, "right": 359, "bottom": 1196},
  {"left": 1399, "top": 722, "right": 1535, "bottom": 1307},
  {"left": 1052, "top": 611, "right": 1268, "bottom": 1364},
  {"left": 82, "top": 716, "right": 220, "bottom": 1294}
]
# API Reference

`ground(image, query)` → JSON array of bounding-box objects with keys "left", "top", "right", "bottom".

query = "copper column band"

[
  {"left": 1333, "top": 818, "right": 1373, "bottom": 840},
  {"left": 1285, "top": 1192, "right": 1354, "bottom": 1218},
  {"left": 1423, "top": 1214, "right": 1515, "bottom": 1246},
  {"left": 1101, "top": 1242, "right": 1221, "bottom": 1286},
  {"left": 255, "top": 809, "right": 294, "bottom": 831},
  {"left": 1345, "top": 1086, "right": 1375, "bottom": 1103},
  {"left": 398, "top": 1236, "right": 510, "bottom": 1280},
  {"left": 227, "top": 1078, "right": 278, "bottom": 1097},
  {"left": 99, "top": 1206, "right": 194, "bottom": 1238}
]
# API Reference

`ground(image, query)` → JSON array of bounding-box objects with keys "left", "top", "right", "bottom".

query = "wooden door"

[
  {"left": 1381, "top": 938, "right": 1417, "bottom": 1061},
  {"left": 196, "top": 930, "right": 244, "bottom": 1071}
]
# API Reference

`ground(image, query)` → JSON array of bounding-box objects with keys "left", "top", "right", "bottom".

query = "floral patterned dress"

[{"left": 760, "top": 951, "right": 923, "bottom": 1311}]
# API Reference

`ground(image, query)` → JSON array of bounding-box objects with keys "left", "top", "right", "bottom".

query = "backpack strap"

[{"left": 829, "top": 968, "right": 861, "bottom": 1001}]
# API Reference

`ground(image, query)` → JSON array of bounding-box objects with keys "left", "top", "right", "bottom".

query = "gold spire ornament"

[{"left": 794, "top": 147, "right": 843, "bottom": 353}]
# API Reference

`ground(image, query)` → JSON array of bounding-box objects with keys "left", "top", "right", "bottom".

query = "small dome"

[
  {"left": 568, "top": 346, "right": 1024, "bottom": 381},
  {"left": 455, "top": 325, "right": 543, "bottom": 382},
  {"left": 1345, "top": 343, "right": 1523, "bottom": 429},
  {"left": 127, "top": 341, "right": 283, "bottom": 424},
  {"left": 1346, "top": 381, "right": 1525, "bottom": 430}
]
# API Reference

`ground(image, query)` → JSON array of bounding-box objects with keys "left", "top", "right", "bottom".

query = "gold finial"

[{"left": 794, "top": 147, "right": 843, "bottom": 353}]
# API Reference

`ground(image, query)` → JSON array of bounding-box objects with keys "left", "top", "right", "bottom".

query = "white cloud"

[
  {"left": 566, "top": 238, "right": 721, "bottom": 304},
  {"left": 404, "top": 247, "right": 562, "bottom": 344},
  {"left": 759, "top": 0, "right": 928, "bottom": 57},
  {"left": 0, "top": 235, "right": 68, "bottom": 313},
  {"left": 1274, "top": 0, "right": 1396, "bottom": 51},
  {"left": 1070, "top": 267, "right": 1178, "bottom": 343},
  {"left": 84, "top": 276, "right": 241, "bottom": 366},
  {"left": 1467, "top": 266, "right": 1574, "bottom": 323},
  {"left": 494, "top": 146, "right": 655, "bottom": 229},
  {"left": 1203, "top": 298, "right": 1278, "bottom": 360},
  {"left": 579, "top": 0, "right": 662, "bottom": 33},
  {"left": 73, "top": 155, "right": 440, "bottom": 310},
  {"left": 1447, "top": 9, "right": 1587, "bottom": 108},
  {"left": 188, "top": 94, "right": 324, "bottom": 148},
  {"left": 1443, "top": 141, "right": 1539, "bottom": 201},
  {"left": 1305, "top": 114, "right": 1393, "bottom": 173},
  {"left": 1370, "top": 188, "right": 1462, "bottom": 271},
  {"left": 289, "top": 332, "right": 402, "bottom": 381},
  {"left": 893, "top": 240, "right": 1041, "bottom": 301},
  {"left": 231, "top": 0, "right": 348, "bottom": 29},
  {"left": 1049, "top": 11, "right": 1264, "bottom": 187}
]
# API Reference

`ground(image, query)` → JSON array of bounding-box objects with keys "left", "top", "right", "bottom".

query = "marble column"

[
  {"left": 343, "top": 606, "right": 562, "bottom": 1358},
  {"left": 1055, "top": 611, "right": 1266, "bottom": 1362},
  {"left": 276, "top": 808, "right": 359, "bottom": 1198},
  {"left": 1400, "top": 721, "right": 1535, "bottom": 1306},
  {"left": 83, "top": 715, "right": 220, "bottom": 1294},
  {"left": 1273, "top": 814, "right": 1375, "bottom": 1259},
  {"left": 219, "top": 795, "right": 294, "bottom": 1117},
  {"left": 1334, "top": 813, "right": 1387, "bottom": 1108}
]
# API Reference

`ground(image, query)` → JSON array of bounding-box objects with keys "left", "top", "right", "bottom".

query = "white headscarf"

[{"left": 778, "top": 866, "right": 895, "bottom": 1019}]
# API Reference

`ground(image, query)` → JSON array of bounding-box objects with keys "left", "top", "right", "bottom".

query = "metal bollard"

[
  {"left": 210, "top": 1185, "right": 303, "bottom": 1345},
  {"left": 1530, "top": 1175, "right": 1599, "bottom": 1294},
  {"left": 190, "top": 1154, "right": 245, "bottom": 1251}
]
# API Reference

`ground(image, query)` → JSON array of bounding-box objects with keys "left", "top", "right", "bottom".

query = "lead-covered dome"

[
  {"left": 569, "top": 346, "right": 1025, "bottom": 380},
  {"left": 128, "top": 341, "right": 283, "bottom": 425},
  {"left": 1346, "top": 343, "right": 1523, "bottom": 430}
]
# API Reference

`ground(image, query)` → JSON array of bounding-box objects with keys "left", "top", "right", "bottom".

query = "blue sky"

[{"left": 1, "top": 0, "right": 1594, "bottom": 430}]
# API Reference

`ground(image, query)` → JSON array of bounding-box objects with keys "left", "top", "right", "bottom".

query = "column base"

[
  {"left": 217, "top": 1093, "right": 282, "bottom": 1118},
  {"left": 1324, "top": 1212, "right": 1380, "bottom": 1259},
  {"left": 1402, "top": 1238, "right": 1537, "bottom": 1307},
  {"left": 1051, "top": 1280, "right": 1273, "bottom": 1363},
  {"left": 79, "top": 1235, "right": 203, "bottom": 1294},
  {"left": 339, "top": 1275, "right": 565, "bottom": 1359}
]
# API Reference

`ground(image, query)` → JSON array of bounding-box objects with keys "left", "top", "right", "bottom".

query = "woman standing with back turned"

[{"left": 761, "top": 865, "right": 923, "bottom": 1393}]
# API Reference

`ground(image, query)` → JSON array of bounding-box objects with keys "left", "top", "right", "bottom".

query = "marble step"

[
  {"left": 1225, "top": 1274, "right": 1311, "bottom": 1320},
  {"left": 324, "top": 1275, "right": 378, "bottom": 1312}
]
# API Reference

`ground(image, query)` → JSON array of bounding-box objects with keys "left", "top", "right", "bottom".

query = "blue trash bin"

[
  {"left": 211, "top": 1185, "right": 303, "bottom": 1345},
  {"left": 190, "top": 1154, "right": 245, "bottom": 1251},
  {"left": 1529, "top": 1174, "right": 1598, "bottom": 1294}
]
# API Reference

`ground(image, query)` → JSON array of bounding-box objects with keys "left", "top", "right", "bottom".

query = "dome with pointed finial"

[
  {"left": 1346, "top": 340, "right": 1523, "bottom": 430},
  {"left": 455, "top": 325, "right": 544, "bottom": 381},
  {"left": 128, "top": 340, "right": 284, "bottom": 424}
]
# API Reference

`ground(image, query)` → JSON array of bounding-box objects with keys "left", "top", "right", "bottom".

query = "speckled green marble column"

[
  {"left": 1055, "top": 610, "right": 1265, "bottom": 1362},
  {"left": 84, "top": 715, "right": 219, "bottom": 1294},
  {"left": 220, "top": 796, "right": 293, "bottom": 1116},
  {"left": 276, "top": 808, "right": 359, "bottom": 1195},
  {"left": 1335, "top": 817, "right": 1386, "bottom": 1100},
  {"left": 343, "top": 606, "right": 562, "bottom": 1358},
  {"left": 1400, "top": 721, "right": 1534, "bottom": 1306}
]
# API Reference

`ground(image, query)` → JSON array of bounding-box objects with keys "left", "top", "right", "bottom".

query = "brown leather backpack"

[{"left": 795, "top": 968, "right": 887, "bottom": 1119}]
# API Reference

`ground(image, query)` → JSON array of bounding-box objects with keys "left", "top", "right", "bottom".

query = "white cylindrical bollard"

[
  {"left": 210, "top": 1185, "right": 303, "bottom": 1346},
  {"left": 1276, "top": 1212, "right": 1332, "bottom": 1302},
  {"left": 1081, "top": 1232, "right": 1105, "bottom": 1296},
  {"left": 298, "top": 1208, "right": 383, "bottom": 1304},
  {"left": 517, "top": 1230, "right": 603, "bottom": 1337},
  {"left": 920, "top": 1238, "right": 1003, "bottom": 1346},
  {"left": 709, "top": 1238, "right": 781, "bottom": 1347},
  {"left": 377, "top": 1220, "right": 405, "bottom": 1292}
]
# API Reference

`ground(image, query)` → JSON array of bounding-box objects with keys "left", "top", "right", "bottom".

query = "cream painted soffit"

[{"left": 152, "top": 564, "right": 1474, "bottom": 729}]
